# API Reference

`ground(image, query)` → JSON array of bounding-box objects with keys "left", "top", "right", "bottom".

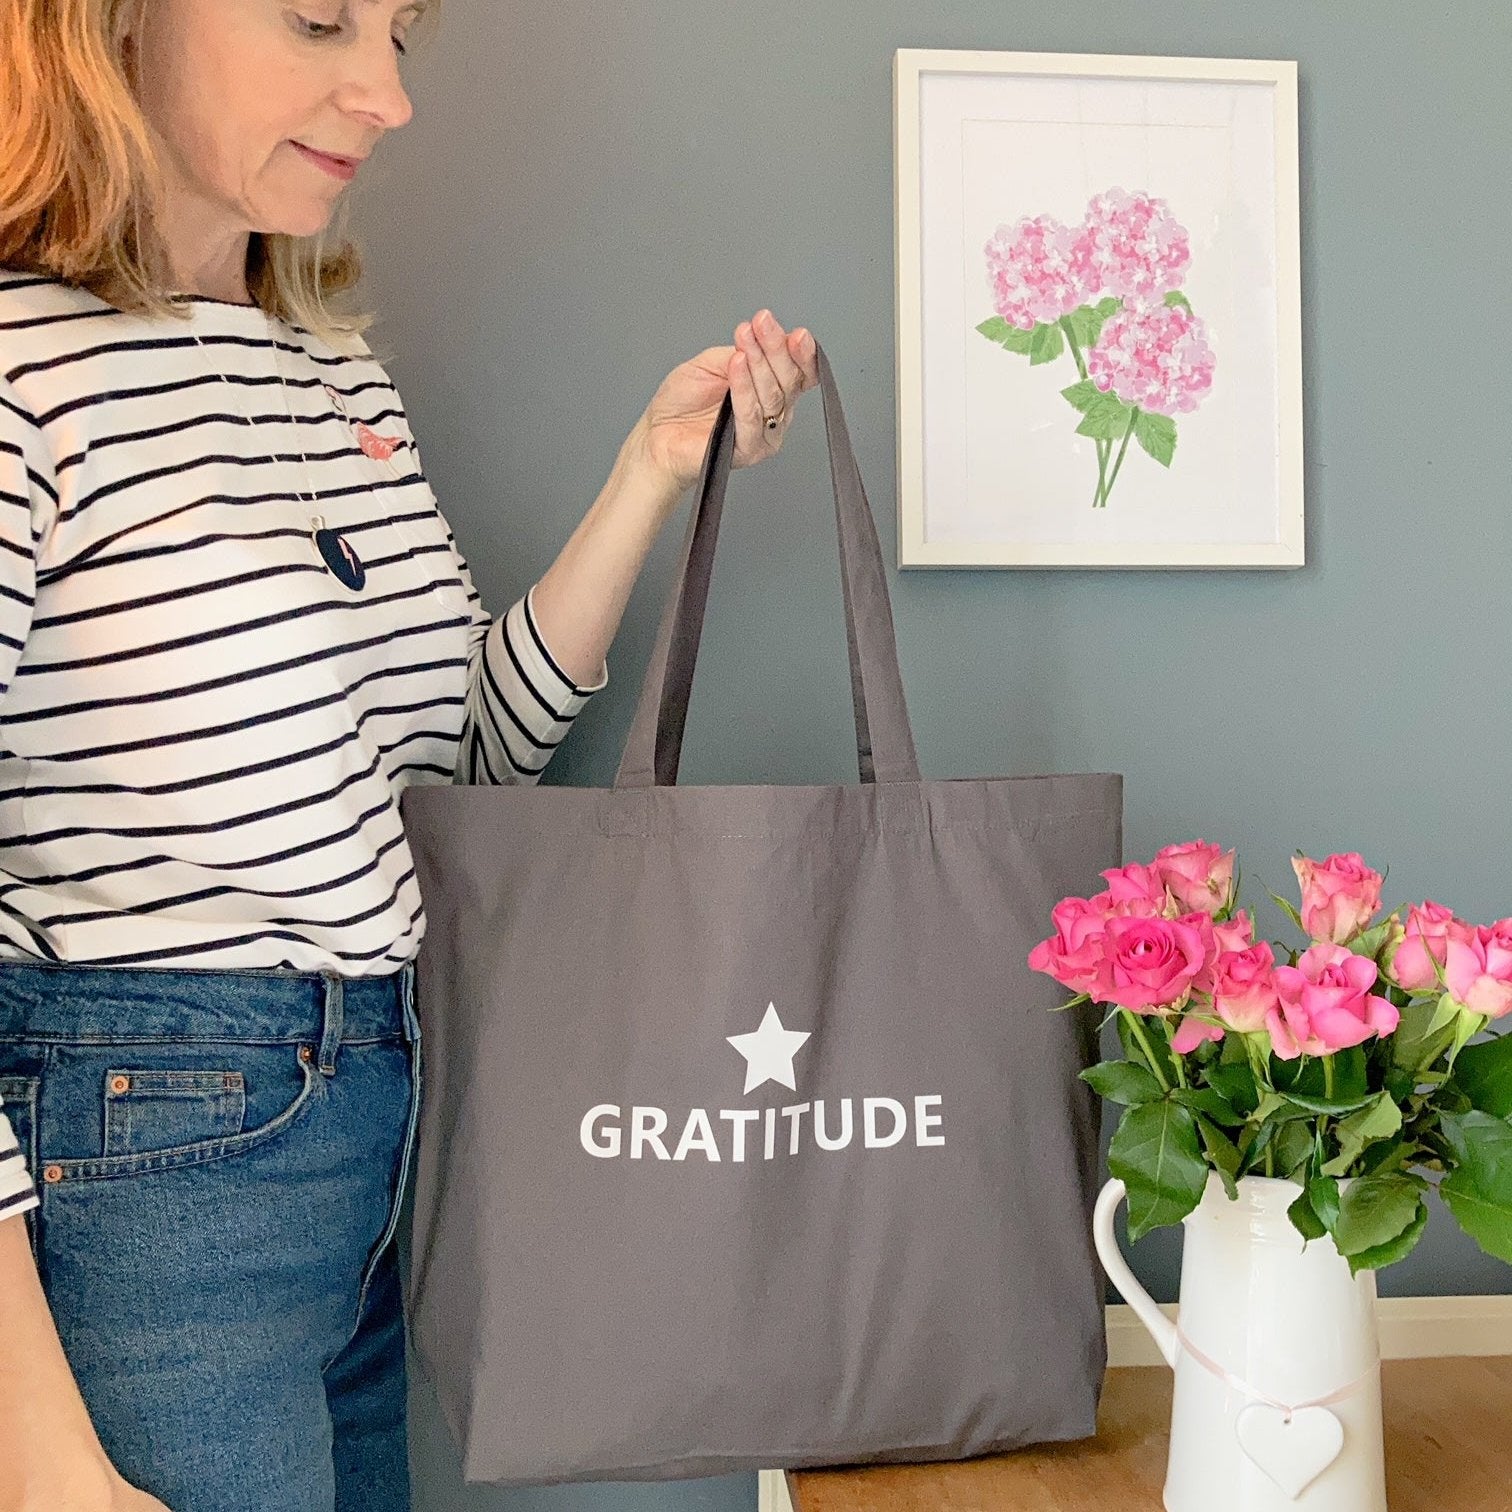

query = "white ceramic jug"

[{"left": 1093, "top": 1172, "right": 1387, "bottom": 1511}]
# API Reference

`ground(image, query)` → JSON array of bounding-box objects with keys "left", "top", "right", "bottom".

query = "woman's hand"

[
  {"left": 630, "top": 309, "right": 820, "bottom": 495},
  {"left": 6, "top": 1446, "right": 174, "bottom": 1511}
]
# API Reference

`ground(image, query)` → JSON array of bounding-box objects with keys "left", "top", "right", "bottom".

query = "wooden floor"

[{"left": 787, "top": 1356, "right": 1512, "bottom": 1511}]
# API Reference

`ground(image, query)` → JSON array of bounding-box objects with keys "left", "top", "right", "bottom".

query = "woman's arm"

[
  {"left": 0, "top": 1217, "right": 171, "bottom": 1508},
  {"left": 531, "top": 314, "right": 818, "bottom": 689},
  {"left": 529, "top": 412, "right": 684, "bottom": 691}
]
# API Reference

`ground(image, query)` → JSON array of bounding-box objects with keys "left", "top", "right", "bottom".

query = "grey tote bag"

[{"left": 398, "top": 341, "right": 1122, "bottom": 1486}]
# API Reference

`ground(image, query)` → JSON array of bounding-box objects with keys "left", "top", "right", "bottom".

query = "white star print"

[{"left": 726, "top": 1003, "right": 812, "bottom": 1094}]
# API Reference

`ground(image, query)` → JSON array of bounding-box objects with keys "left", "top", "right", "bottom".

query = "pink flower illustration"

[
  {"left": 1074, "top": 188, "right": 1191, "bottom": 302},
  {"left": 984, "top": 214, "right": 1089, "bottom": 330},
  {"left": 1086, "top": 303, "right": 1217, "bottom": 417}
]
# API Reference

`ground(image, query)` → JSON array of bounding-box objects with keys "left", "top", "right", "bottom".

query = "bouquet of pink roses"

[{"left": 1030, "top": 843, "right": 1512, "bottom": 1272}]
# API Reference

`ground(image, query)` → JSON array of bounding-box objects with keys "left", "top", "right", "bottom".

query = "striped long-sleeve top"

[{"left": 0, "top": 269, "right": 606, "bottom": 1222}]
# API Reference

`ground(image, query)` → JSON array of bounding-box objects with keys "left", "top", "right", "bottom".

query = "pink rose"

[
  {"left": 1292, "top": 853, "right": 1384, "bottom": 944},
  {"left": 1193, "top": 911, "right": 1252, "bottom": 995},
  {"left": 1172, "top": 1014, "right": 1223, "bottom": 1054},
  {"left": 1154, "top": 840, "right": 1235, "bottom": 917},
  {"left": 1213, "top": 910, "right": 1255, "bottom": 955},
  {"left": 1210, "top": 941, "right": 1280, "bottom": 1033},
  {"left": 1387, "top": 901, "right": 1470, "bottom": 993},
  {"left": 1444, "top": 921, "right": 1512, "bottom": 1019},
  {"left": 1268, "top": 943, "right": 1400, "bottom": 1059},
  {"left": 1028, "top": 894, "right": 1111, "bottom": 995},
  {"left": 1095, "top": 914, "right": 1212, "bottom": 1013},
  {"left": 1100, "top": 861, "right": 1171, "bottom": 914}
]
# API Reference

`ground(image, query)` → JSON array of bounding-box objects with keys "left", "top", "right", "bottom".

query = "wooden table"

[{"left": 787, "top": 1357, "right": 1512, "bottom": 1510}]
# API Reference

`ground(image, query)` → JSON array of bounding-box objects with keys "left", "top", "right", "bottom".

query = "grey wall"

[{"left": 356, "top": 2, "right": 1512, "bottom": 1506}]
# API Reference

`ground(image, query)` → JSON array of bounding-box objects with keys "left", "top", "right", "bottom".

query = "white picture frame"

[{"left": 894, "top": 49, "right": 1303, "bottom": 569}]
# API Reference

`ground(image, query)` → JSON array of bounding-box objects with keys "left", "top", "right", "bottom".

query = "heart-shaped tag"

[{"left": 1235, "top": 1403, "right": 1345, "bottom": 1500}]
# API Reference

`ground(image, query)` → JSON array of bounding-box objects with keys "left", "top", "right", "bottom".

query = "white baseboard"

[
  {"left": 758, "top": 1472, "right": 795, "bottom": 1512},
  {"left": 758, "top": 1294, "right": 1512, "bottom": 1510},
  {"left": 1107, "top": 1291, "right": 1512, "bottom": 1367}
]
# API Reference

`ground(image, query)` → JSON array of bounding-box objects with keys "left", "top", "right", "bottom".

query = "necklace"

[{"left": 186, "top": 307, "right": 376, "bottom": 592}]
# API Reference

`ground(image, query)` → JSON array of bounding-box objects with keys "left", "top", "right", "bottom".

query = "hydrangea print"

[
  {"left": 1075, "top": 188, "right": 1192, "bottom": 302},
  {"left": 1086, "top": 302, "right": 1217, "bottom": 417},
  {"left": 975, "top": 185, "right": 1214, "bottom": 508},
  {"left": 983, "top": 214, "right": 1089, "bottom": 330}
]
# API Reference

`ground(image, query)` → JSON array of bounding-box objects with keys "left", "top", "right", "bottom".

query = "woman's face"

[{"left": 130, "top": 0, "right": 422, "bottom": 245}]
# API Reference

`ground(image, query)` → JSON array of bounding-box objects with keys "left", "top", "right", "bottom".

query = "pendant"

[{"left": 309, "top": 515, "right": 366, "bottom": 592}]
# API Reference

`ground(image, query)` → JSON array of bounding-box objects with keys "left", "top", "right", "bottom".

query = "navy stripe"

[
  {"left": 0, "top": 1189, "right": 40, "bottom": 1220},
  {"left": 523, "top": 590, "right": 592, "bottom": 695}
]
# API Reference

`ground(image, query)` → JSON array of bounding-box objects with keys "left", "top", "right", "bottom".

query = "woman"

[{"left": 0, "top": 2, "right": 819, "bottom": 1508}]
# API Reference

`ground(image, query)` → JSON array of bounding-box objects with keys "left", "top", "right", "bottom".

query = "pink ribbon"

[{"left": 1176, "top": 1327, "right": 1378, "bottom": 1421}]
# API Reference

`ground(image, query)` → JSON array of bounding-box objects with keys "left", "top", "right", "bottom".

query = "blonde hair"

[{"left": 0, "top": 0, "right": 439, "bottom": 353}]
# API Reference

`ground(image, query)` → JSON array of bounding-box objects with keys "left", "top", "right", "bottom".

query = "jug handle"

[{"left": 1092, "top": 1178, "right": 1178, "bottom": 1370}]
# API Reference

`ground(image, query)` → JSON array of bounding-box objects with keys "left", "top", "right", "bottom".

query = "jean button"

[{"left": 42, "top": 1164, "right": 63, "bottom": 1183}]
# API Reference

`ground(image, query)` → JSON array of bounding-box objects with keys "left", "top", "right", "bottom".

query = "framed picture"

[{"left": 894, "top": 49, "right": 1303, "bottom": 569}]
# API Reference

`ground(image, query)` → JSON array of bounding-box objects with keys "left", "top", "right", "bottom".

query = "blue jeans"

[{"left": 0, "top": 957, "right": 421, "bottom": 1512}]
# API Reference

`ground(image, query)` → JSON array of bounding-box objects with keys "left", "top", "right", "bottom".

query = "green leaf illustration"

[
  {"left": 1028, "top": 321, "right": 1065, "bottom": 366},
  {"left": 976, "top": 316, "right": 1035, "bottom": 355},
  {"left": 1164, "top": 290, "right": 1193, "bottom": 312},
  {"left": 1065, "top": 301, "right": 1120, "bottom": 350},
  {"left": 1076, "top": 393, "right": 1136, "bottom": 441},
  {"left": 1061, "top": 378, "right": 1102, "bottom": 414},
  {"left": 1133, "top": 410, "right": 1177, "bottom": 468}
]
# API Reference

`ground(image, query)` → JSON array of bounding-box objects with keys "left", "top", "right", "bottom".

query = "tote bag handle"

[{"left": 613, "top": 340, "right": 921, "bottom": 789}]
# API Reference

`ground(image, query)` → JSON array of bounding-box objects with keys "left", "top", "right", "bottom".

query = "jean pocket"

[
  {"left": 0, "top": 1074, "right": 41, "bottom": 1264},
  {"left": 48, "top": 1042, "right": 320, "bottom": 1183},
  {"left": 103, "top": 1068, "right": 246, "bottom": 1158}
]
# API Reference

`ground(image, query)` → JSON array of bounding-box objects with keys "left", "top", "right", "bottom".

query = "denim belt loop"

[
  {"left": 317, "top": 969, "right": 344, "bottom": 1076},
  {"left": 399, "top": 958, "right": 420, "bottom": 1045}
]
